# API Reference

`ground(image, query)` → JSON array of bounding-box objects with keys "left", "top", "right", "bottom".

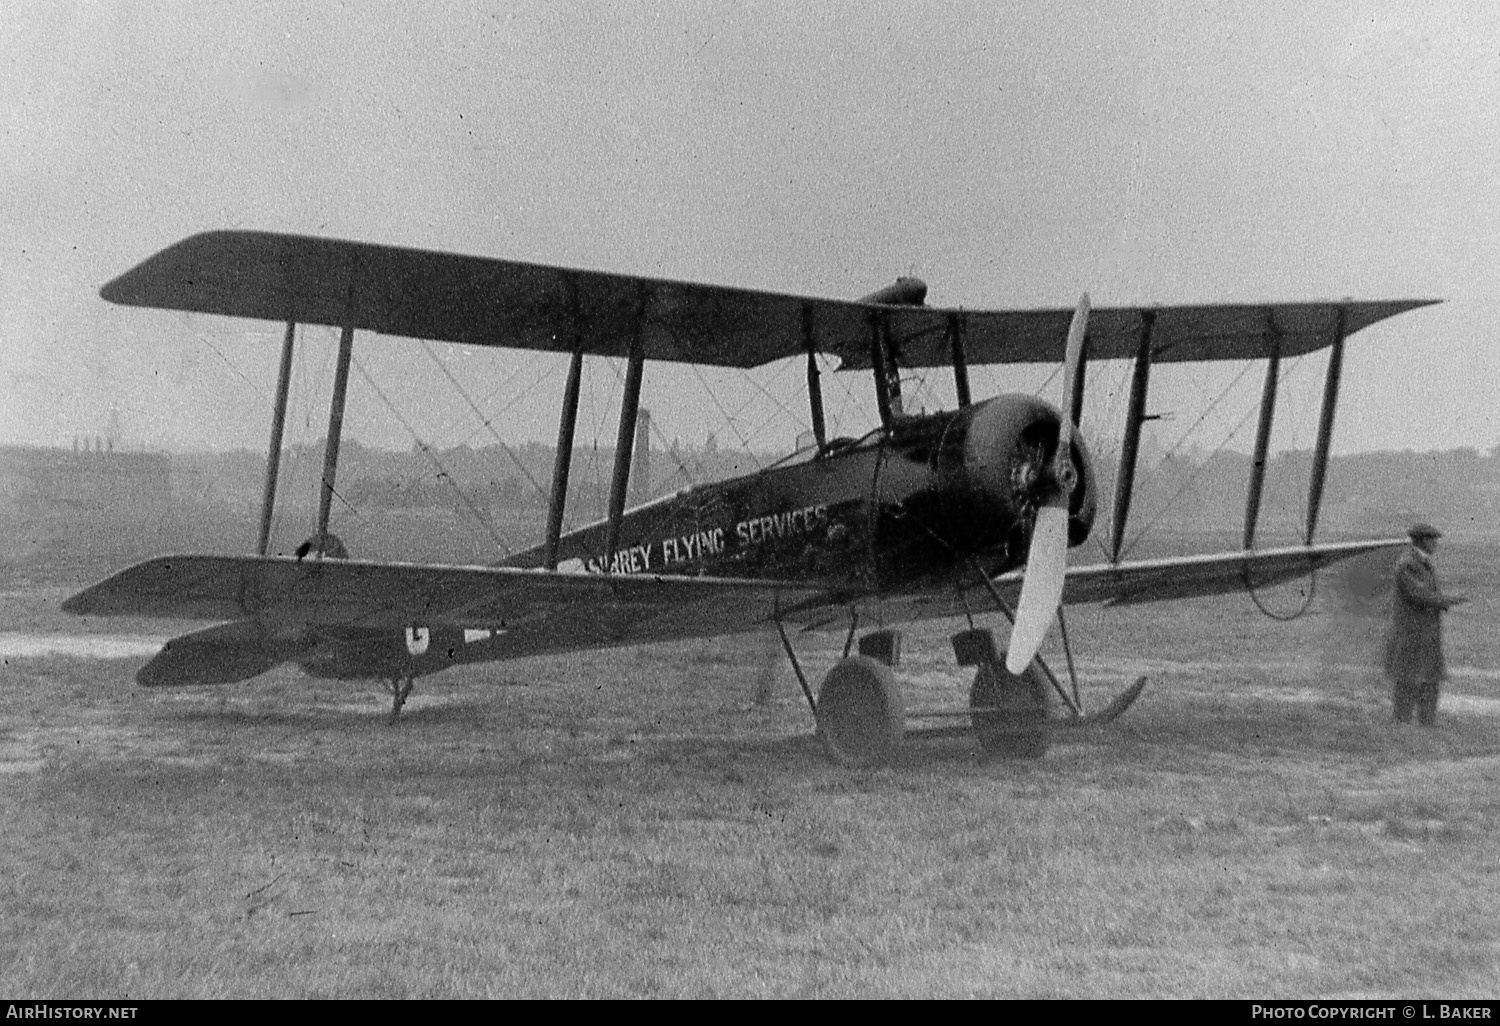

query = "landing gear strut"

[{"left": 384, "top": 675, "right": 415, "bottom": 724}]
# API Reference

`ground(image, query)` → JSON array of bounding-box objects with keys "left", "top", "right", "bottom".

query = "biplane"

[{"left": 63, "top": 231, "right": 1438, "bottom": 763}]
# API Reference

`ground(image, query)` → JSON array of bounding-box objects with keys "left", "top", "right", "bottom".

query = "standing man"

[{"left": 1385, "top": 522, "right": 1466, "bottom": 725}]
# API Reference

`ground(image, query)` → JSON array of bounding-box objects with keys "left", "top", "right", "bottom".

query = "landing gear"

[
  {"left": 384, "top": 675, "right": 415, "bottom": 724},
  {"left": 816, "top": 656, "right": 904, "bottom": 767},
  {"left": 969, "top": 659, "right": 1051, "bottom": 759},
  {"left": 793, "top": 622, "right": 1142, "bottom": 767},
  {"left": 955, "top": 626, "right": 1051, "bottom": 759}
]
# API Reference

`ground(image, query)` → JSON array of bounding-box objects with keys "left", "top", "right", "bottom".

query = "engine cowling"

[{"left": 934, "top": 394, "right": 1097, "bottom": 559}]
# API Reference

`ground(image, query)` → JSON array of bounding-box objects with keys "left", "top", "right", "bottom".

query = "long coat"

[{"left": 1384, "top": 547, "right": 1454, "bottom": 685}]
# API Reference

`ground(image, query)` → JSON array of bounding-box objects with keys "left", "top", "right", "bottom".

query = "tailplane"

[{"left": 136, "top": 620, "right": 299, "bottom": 688}]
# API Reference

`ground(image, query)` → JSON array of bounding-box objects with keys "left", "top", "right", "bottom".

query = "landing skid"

[{"left": 910, "top": 672, "right": 1149, "bottom": 738}]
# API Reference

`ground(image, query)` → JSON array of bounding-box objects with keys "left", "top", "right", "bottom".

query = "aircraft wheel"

[
  {"left": 969, "top": 658, "right": 1051, "bottom": 759},
  {"left": 816, "top": 656, "right": 904, "bottom": 767}
]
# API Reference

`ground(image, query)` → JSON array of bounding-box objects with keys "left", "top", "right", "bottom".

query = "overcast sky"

[{"left": 3, "top": 0, "right": 1497, "bottom": 462}]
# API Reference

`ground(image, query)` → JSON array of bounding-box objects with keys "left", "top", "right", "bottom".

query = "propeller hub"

[{"left": 935, "top": 394, "right": 1096, "bottom": 558}]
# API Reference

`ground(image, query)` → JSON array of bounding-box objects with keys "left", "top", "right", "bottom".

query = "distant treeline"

[
  {"left": 3, "top": 439, "right": 1496, "bottom": 586},
  {"left": 169, "top": 437, "right": 765, "bottom": 522}
]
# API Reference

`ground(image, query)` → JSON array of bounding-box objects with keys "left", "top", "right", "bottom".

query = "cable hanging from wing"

[
  {"left": 1114, "top": 353, "right": 1321, "bottom": 622},
  {"left": 1241, "top": 351, "right": 1320, "bottom": 622},
  {"left": 1245, "top": 569, "right": 1318, "bottom": 621},
  {"left": 349, "top": 357, "right": 512, "bottom": 556}
]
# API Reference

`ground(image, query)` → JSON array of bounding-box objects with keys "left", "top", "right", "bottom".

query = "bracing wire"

[
  {"left": 828, "top": 361, "right": 872, "bottom": 439},
  {"left": 1121, "top": 356, "right": 1312, "bottom": 560},
  {"left": 646, "top": 412, "right": 702, "bottom": 494},
  {"left": 1032, "top": 361, "right": 1064, "bottom": 398},
  {"left": 448, "top": 354, "right": 555, "bottom": 445},
  {"left": 734, "top": 358, "right": 808, "bottom": 442},
  {"left": 1152, "top": 360, "right": 1258, "bottom": 468},
  {"left": 183, "top": 328, "right": 266, "bottom": 520},
  {"left": 419, "top": 343, "right": 551, "bottom": 504},
  {"left": 1120, "top": 376, "right": 1263, "bottom": 561},
  {"left": 350, "top": 357, "right": 512, "bottom": 555},
  {"left": 432, "top": 349, "right": 545, "bottom": 440},
  {"left": 193, "top": 331, "right": 263, "bottom": 396},
  {"left": 689, "top": 363, "right": 764, "bottom": 471}
]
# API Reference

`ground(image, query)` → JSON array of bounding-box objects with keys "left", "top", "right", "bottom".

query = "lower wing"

[
  {"left": 63, "top": 554, "right": 830, "bottom": 647},
  {"left": 1066, "top": 538, "right": 1406, "bottom": 607},
  {"left": 66, "top": 538, "right": 1401, "bottom": 673}
]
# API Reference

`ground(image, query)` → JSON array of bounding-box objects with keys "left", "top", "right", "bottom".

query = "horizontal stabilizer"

[
  {"left": 101, "top": 231, "right": 1439, "bottom": 369},
  {"left": 137, "top": 621, "right": 282, "bottom": 688}
]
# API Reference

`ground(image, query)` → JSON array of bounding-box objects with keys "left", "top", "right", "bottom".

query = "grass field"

[{"left": 2, "top": 544, "right": 1499, "bottom": 998}]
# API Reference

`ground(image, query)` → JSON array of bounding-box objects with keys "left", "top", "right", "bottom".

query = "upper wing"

[
  {"left": 868, "top": 301, "right": 1438, "bottom": 369},
  {"left": 62, "top": 555, "right": 834, "bottom": 657},
  {"left": 101, "top": 231, "right": 1437, "bottom": 369}
]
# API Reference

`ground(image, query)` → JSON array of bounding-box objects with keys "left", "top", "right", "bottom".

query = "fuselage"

[
  {"left": 508, "top": 393, "right": 1097, "bottom": 594},
  {"left": 291, "top": 393, "right": 1096, "bottom": 683}
]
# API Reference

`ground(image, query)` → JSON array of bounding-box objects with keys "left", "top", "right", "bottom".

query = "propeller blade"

[
  {"left": 1005, "top": 503, "right": 1069, "bottom": 673},
  {"left": 1057, "top": 292, "right": 1089, "bottom": 459},
  {"left": 1003, "top": 294, "right": 1090, "bottom": 675}
]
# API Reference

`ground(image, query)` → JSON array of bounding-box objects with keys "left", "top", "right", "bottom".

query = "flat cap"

[{"left": 1408, "top": 522, "right": 1443, "bottom": 540}]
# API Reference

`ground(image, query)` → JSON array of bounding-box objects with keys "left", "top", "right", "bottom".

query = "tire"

[
  {"left": 816, "top": 656, "right": 904, "bottom": 767},
  {"left": 969, "top": 658, "right": 1051, "bottom": 759}
]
